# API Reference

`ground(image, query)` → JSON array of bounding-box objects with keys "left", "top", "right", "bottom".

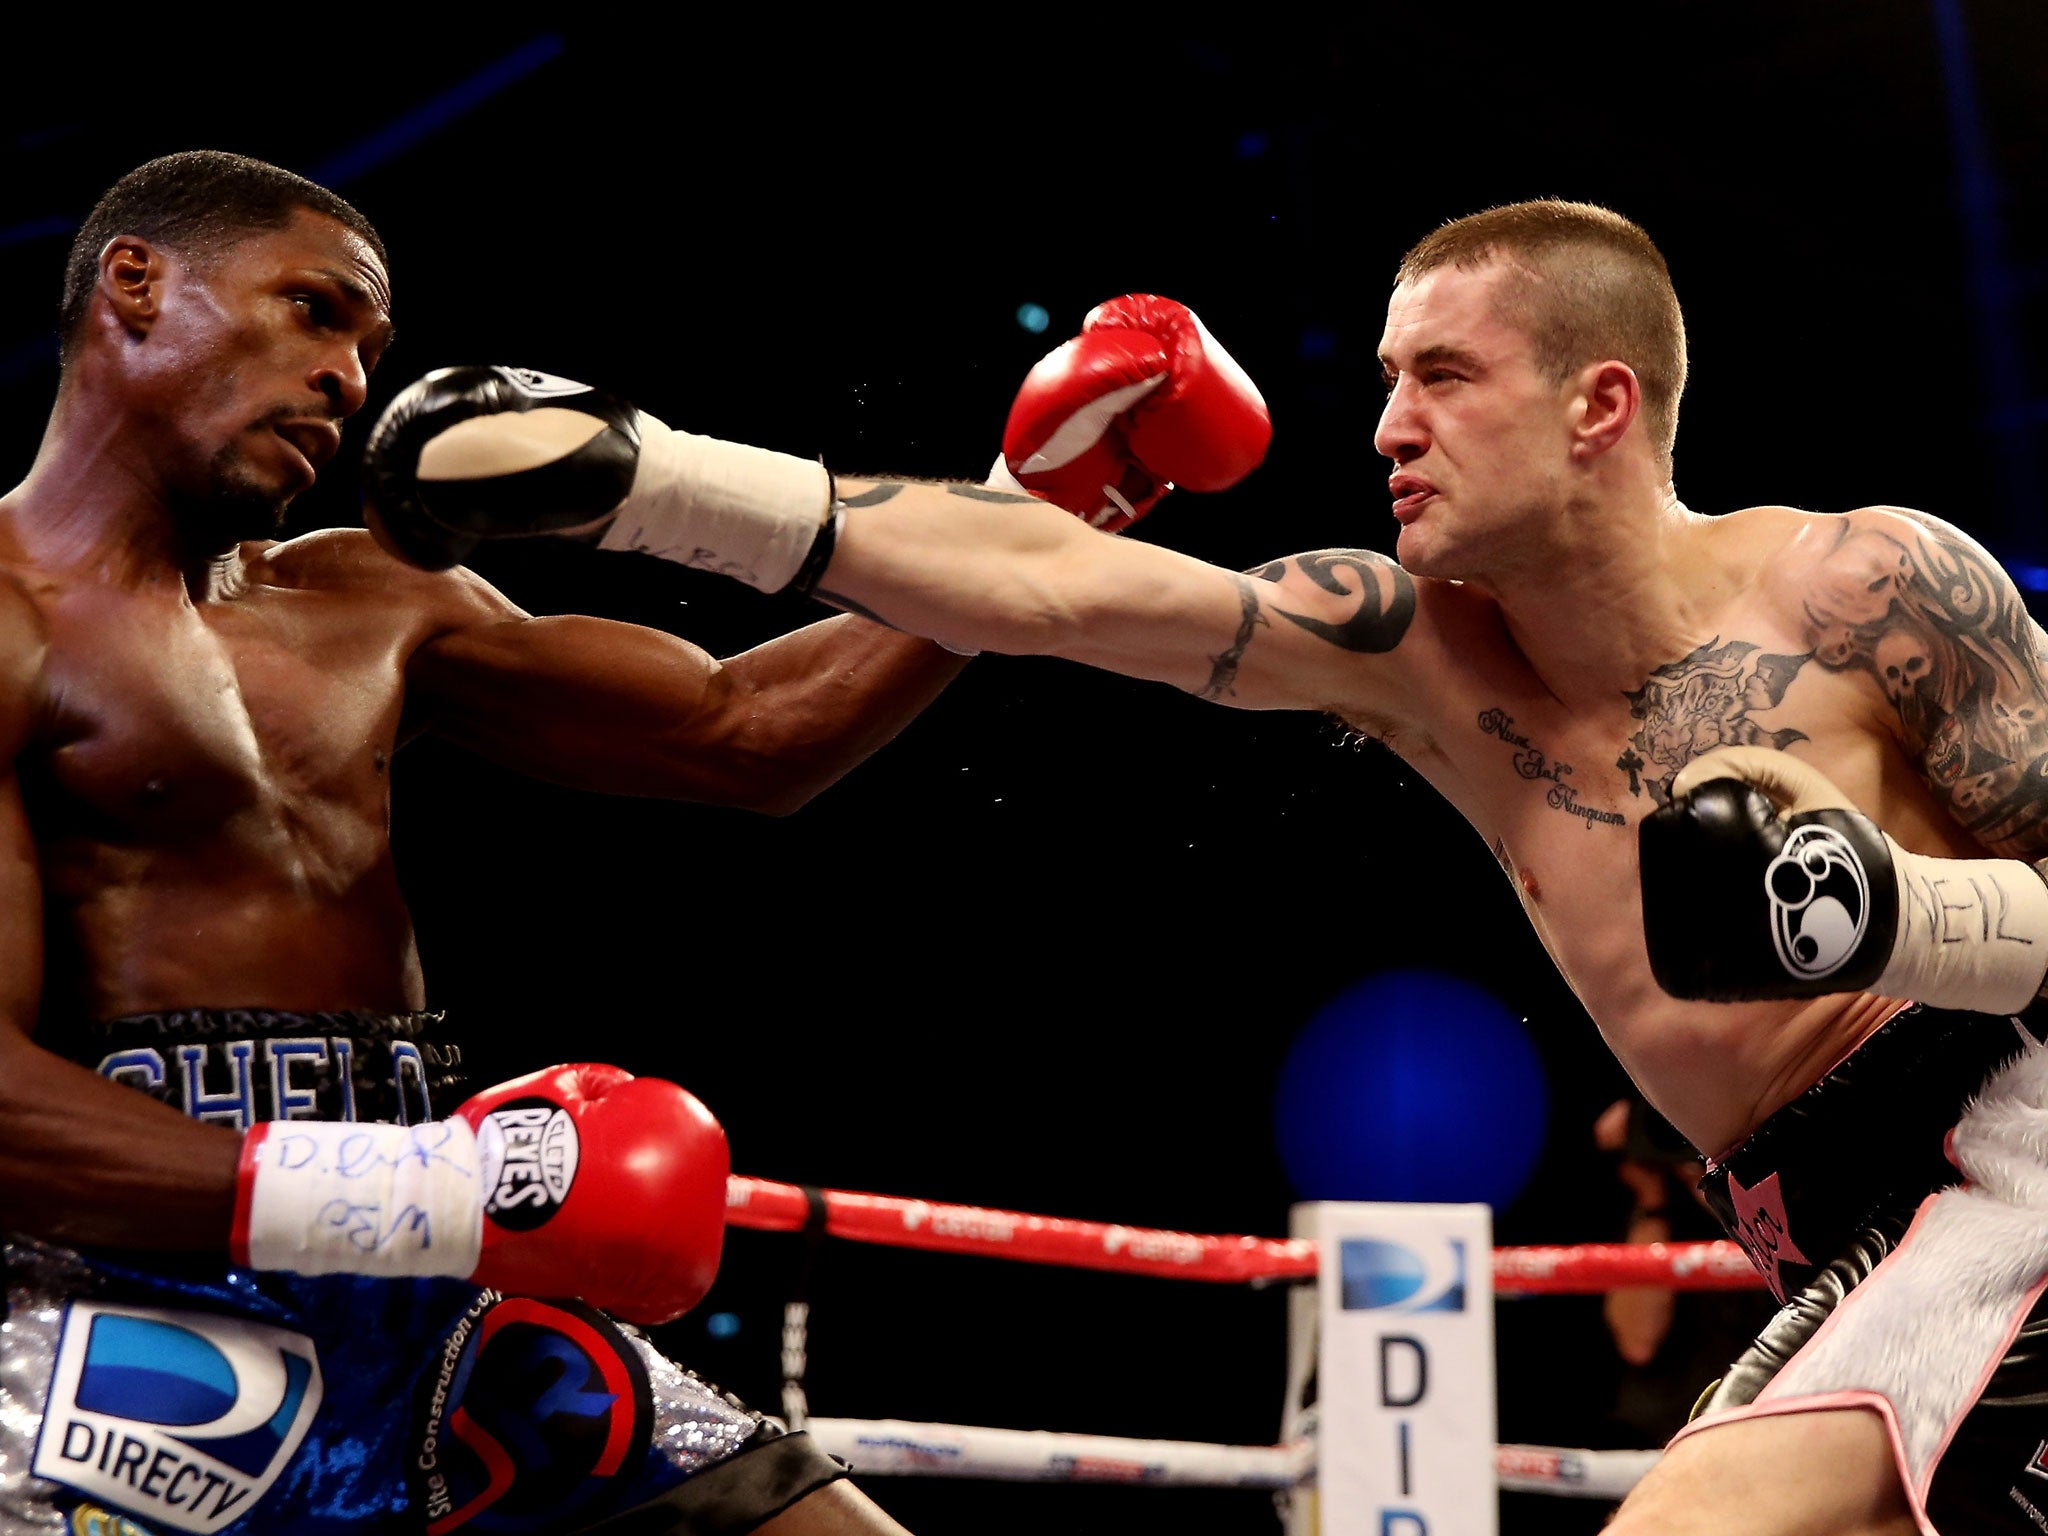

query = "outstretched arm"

[
  {"left": 405, "top": 566, "right": 965, "bottom": 813},
  {"left": 361, "top": 307, "right": 1425, "bottom": 733},
  {"left": 818, "top": 478, "right": 1422, "bottom": 715}
]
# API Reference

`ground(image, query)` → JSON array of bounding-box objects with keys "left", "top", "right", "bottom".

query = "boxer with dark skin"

[{"left": 0, "top": 155, "right": 938, "bottom": 1535}]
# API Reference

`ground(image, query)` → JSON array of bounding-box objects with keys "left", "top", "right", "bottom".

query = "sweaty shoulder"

[
  {"left": 1726, "top": 501, "right": 2000, "bottom": 582},
  {"left": 243, "top": 528, "right": 526, "bottom": 630},
  {"left": 1709, "top": 503, "right": 1916, "bottom": 596},
  {"left": 1716, "top": 501, "right": 1977, "bottom": 554}
]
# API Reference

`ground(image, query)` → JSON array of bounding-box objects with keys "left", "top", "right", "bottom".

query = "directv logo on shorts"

[
  {"left": 1339, "top": 1238, "right": 1467, "bottom": 1313},
  {"left": 33, "top": 1303, "right": 322, "bottom": 1535},
  {"left": 474, "top": 1097, "right": 581, "bottom": 1230}
]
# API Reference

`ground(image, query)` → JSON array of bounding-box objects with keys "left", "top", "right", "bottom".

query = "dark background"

[{"left": 4, "top": 8, "right": 2045, "bottom": 1531}]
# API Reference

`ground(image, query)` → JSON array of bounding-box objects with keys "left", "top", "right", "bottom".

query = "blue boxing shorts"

[
  {"left": 0, "top": 1009, "right": 846, "bottom": 1536},
  {"left": 1677, "top": 1004, "right": 2048, "bottom": 1534}
]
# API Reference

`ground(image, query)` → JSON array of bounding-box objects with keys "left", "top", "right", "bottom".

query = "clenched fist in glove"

[
  {"left": 1640, "top": 745, "right": 2048, "bottom": 1015},
  {"left": 993, "top": 294, "right": 1272, "bottom": 531},
  {"left": 362, "top": 365, "right": 833, "bottom": 591},
  {"left": 233, "top": 1063, "right": 728, "bottom": 1325}
]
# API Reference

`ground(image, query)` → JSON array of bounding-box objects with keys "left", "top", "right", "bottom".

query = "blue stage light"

[
  {"left": 1016, "top": 303, "right": 1051, "bottom": 335},
  {"left": 705, "top": 1311, "right": 741, "bottom": 1339},
  {"left": 1274, "top": 969, "right": 1549, "bottom": 1209},
  {"left": 2009, "top": 563, "right": 2048, "bottom": 592},
  {"left": 1298, "top": 328, "right": 1337, "bottom": 360}
]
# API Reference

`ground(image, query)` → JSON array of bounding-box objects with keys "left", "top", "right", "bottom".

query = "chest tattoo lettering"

[
  {"left": 1621, "top": 638, "right": 1811, "bottom": 804},
  {"left": 1477, "top": 708, "right": 1625, "bottom": 828},
  {"left": 1479, "top": 707, "right": 1570, "bottom": 782}
]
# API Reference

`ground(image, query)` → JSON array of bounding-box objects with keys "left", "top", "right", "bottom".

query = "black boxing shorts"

[
  {"left": 1678, "top": 1002, "right": 2048, "bottom": 1533},
  {"left": 4, "top": 1008, "right": 849, "bottom": 1535},
  {"left": 54, "top": 1007, "right": 472, "bottom": 1128}
]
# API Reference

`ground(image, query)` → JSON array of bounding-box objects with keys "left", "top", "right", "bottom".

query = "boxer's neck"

[
  {"left": 3, "top": 389, "right": 250, "bottom": 600},
  {"left": 1489, "top": 484, "right": 1729, "bottom": 709}
]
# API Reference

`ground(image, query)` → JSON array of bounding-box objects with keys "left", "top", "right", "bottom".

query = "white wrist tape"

[
  {"left": 241, "top": 1119, "right": 484, "bottom": 1279},
  {"left": 596, "top": 412, "right": 834, "bottom": 591},
  {"left": 1876, "top": 841, "right": 2048, "bottom": 1015}
]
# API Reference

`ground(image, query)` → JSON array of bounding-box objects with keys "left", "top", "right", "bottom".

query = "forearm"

[
  {"left": 816, "top": 480, "right": 1259, "bottom": 704},
  {"left": 414, "top": 601, "right": 967, "bottom": 811},
  {"left": 717, "top": 611, "right": 969, "bottom": 813},
  {"left": 815, "top": 479, "right": 1112, "bottom": 657},
  {"left": 0, "top": 1031, "right": 239, "bottom": 1250}
]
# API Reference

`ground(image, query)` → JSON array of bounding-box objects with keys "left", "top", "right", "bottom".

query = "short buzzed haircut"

[
  {"left": 1397, "top": 200, "right": 1688, "bottom": 471},
  {"left": 59, "top": 150, "right": 385, "bottom": 364}
]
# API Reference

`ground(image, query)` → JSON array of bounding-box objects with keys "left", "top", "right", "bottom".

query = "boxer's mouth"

[
  {"left": 1389, "top": 473, "right": 1438, "bottom": 524},
  {"left": 274, "top": 420, "right": 342, "bottom": 472}
]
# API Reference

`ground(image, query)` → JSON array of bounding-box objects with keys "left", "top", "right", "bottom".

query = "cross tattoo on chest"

[{"left": 1615, "top": 747, "right": 1646, "bottom": 797}]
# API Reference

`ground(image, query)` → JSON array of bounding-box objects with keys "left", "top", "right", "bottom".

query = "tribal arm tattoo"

[
  {"left": 1199, "top": 576, "right": 1270, "bottom": 699},
  {"left": 1197, "top": 550, "right": 1417, "bottom": 703},
  {"left": 1247, "top": 550, "right": 1418, "bottom": 654},
  {"left": 810, "top": 485, "right": 906, "bottom": 627},
  {"left": 839, "top": 484, "right": 906, "bottom": 508},
  {"left": 943, "top": 484, "right": 1039, "bottom": 505},
  {"left": 1805, "top": 514, "right": 2048, "bottom": 856},
  {"left": 836, "top": 480, "right": 1040, "bottom": 507},
  {"left": 811, "top": 480, "right": 1035, "bottom": 629}
]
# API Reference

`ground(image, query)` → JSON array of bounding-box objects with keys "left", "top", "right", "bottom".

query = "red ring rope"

[{"left": 724, "top": 1176, "right": 1764, "bottom": 1292}]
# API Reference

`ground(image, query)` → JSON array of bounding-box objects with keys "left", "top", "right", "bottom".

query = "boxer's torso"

[
  {"left": 3, "top": 528, "right": 452, "bottom": 1028},
  {"left": 1348, "top": 505, "right": 2004, "bottom": 1155}
]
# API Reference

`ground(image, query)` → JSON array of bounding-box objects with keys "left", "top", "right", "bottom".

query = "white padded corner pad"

[
  {"left": 597, "top": 412, "right": 834, "bottom": 593},
  {"left": 416, "top": 407, "right": 614, "bottom": 481},
  {"left": 243, "top": 1118, "right": 484, "bottom": 1280}
]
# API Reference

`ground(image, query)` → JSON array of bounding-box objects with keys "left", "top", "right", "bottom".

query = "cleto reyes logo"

[{"left": 474, "top": 1099, "right": 580, "bottom": 1230}]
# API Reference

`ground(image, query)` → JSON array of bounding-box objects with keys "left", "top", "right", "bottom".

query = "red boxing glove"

[
  {"left": 234, "top": 1062, "right": 728, "bottom": 1327},
  {"left": 457, "top": 1064, "right": 728, "bottom": 1324},
  {"left": 999, "top": 295, "right": 1272, "bottom": 532}
]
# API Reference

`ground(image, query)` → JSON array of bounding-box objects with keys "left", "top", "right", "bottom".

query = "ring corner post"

[{"left": 1290, "top": 1201, "right": 1498, "bottom": 1536}]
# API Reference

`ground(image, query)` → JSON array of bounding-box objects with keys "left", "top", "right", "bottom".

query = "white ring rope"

[
  {"left": 737, "top": 1178, "right": 1687, "bottom": 1502},
  {"left": 801, "top": 1418, "right": 1658, "bottom": 1499}
]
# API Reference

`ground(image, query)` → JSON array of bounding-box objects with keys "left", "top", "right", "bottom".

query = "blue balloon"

[{"left": 1274, "top": 969, "right": 1548, "bottom": 1209}]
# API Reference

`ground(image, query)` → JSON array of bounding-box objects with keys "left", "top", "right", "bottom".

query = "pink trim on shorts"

[
  {"left": 1670, "top": 1391, "right": 1936, "bottom": 1536},
  {"left": 1921, "top": 1264, "right": 2048, "bottom": 1502},
  {"left": 1747, "top": 1193, "right": 1941, "bottom": 1410},
  {"left": 1674, "top": 1182, "right": 2048, "bottom": 1528}
]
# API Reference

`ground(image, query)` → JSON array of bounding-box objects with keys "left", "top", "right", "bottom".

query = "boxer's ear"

[
  {"left": 98, "top": 235, "right": 167, "bottom": 340},
  {"left": 1569, "top": 359, "right": 1640, "bottom": 460}
]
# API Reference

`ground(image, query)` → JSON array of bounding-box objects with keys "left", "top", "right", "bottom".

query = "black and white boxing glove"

[
  {"left": 1641, "top": 745, "right": 2048, "bottom": 1013},
  {"left": 362, "top": 365, "right": 835, "bottom": 588}
]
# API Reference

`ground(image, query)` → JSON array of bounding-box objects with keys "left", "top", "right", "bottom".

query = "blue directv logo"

[
  {"left": 1340, "top": 1238, "right": 1467, "bottom": 1313},
  {"left": 77, "top": 1314, "right": 315, "bottom": 1478},
  {"left": 34, "top": 1303, "right": 323, "bottom": 1535}
]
